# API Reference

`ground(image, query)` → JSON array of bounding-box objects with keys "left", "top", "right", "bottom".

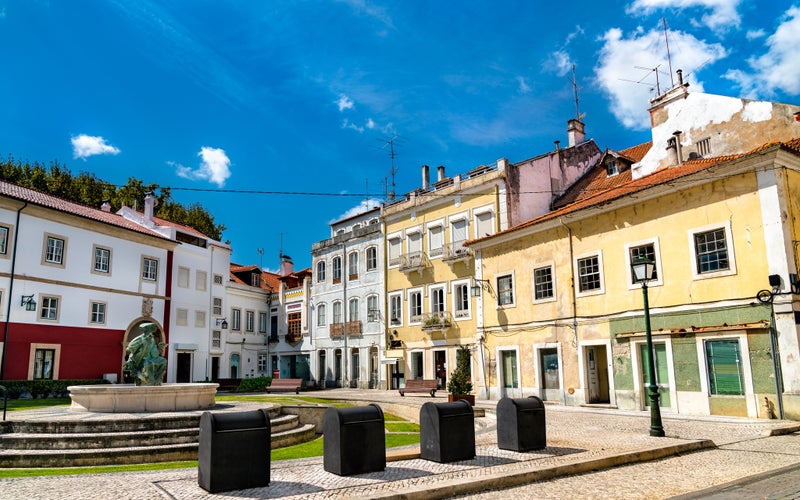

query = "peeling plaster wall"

[{"left": 634, "top": 91, "right": 800, "bottom": 179}]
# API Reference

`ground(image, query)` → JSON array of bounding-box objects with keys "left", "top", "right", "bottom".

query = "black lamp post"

[{"left": 630, "top": 255, "right": 665, "bottom": 437}]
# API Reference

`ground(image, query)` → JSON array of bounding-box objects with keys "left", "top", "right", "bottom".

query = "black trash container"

[
  {"left": 496, "top": 396, "right": 546, "bottom": 452},
  {"left": 198, "top": 409, "right": 271, "bottom": 493},
  {"left": 420, "top": 399, "right": 475, "bottom": 463},
  {"left": 323, "top": 403, "right": 386, "bottom": 476}
]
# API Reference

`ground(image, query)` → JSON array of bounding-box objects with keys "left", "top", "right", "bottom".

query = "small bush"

[
  {"left": 237, "top": 376, "right": 272, "bottom": 393},
  {"left": 0, "top": 379, "right": 110, "bottom": 399}
]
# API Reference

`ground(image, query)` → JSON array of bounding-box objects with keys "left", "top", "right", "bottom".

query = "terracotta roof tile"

[{"left": 0, "top": 180, "right": 170, "bottom": 240}]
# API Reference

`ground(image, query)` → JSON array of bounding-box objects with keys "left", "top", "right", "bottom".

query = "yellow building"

[
  {"left": 382, "top": 162, "right": 508, "bottom": 390},
  {"left": 468, "top": 88, "right": 800, "bottom": 419}
]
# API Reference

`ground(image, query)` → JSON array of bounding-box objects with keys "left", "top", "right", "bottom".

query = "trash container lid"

[
  {"left": 421, "top": 399, "right": 474, "bottom": 418},
  {"left": 325, "top": 403, "right": 384, "bottom": 425},
  {"left": 203, "top": 409, "right": 269, "bottom": 431},
  {"left": 497, "top": 396, "right": 545, "bottom": 412}
]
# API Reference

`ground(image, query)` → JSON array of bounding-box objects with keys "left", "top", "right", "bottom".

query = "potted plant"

[{"left": 447, "top": 345, "right": 475, "bottom": 406}]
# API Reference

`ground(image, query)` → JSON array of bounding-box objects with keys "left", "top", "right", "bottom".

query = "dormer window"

[
  {"left": 251, "top": 273, "right": 261, "bottom": 287},
  {"left": 606, "top": 159, "right": 618, "bottom": 177}
]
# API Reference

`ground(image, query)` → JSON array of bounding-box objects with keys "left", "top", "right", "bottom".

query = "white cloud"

[
  {"left": 517, "top": 76, "right": 531, "bottom": 94},
  {"left": 336, "top": 94, "right": 354, "bottom": 112},
  {"left": 546, "top": 50, "right": 574, "bottom": 77},
  {"left": 746, "top": 29, "right": 766, "bottom": 41},
  {"left": 71, "top": 134, "right": 121, "bottom": 160},
  {"left": 724, "top": 6, "right": 800, "bottom": 97},
  {"left": 366, "top": 118, "right": 376, "bottom": 129},
  {"left": 595, "top": 27, "right": 727, "bottom": 130},
  {"left": 332, "top": 198, "right": 382, "bottom": 223},
  {"left": 174, "top": 146, "right": 232, "bottom": 187},
  {"left": 627, "top": 0, "right": 742, "bottom": 31},
  {"left": 342, "top": 118, "right": 364, "bottom": 133}
]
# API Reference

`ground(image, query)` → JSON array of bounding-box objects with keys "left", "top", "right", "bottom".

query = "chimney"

[
  {"left": 421, "top": 164, "right": 430, "bottom": 190},
  {"left": 676, "top": 69, "right": 683, "bottom": 86},
  {"left": 144, "top": 192, "right": 158, "bottom": 221},
  {"left": 437, "top": 165, "right": 445, "bottom": 182},
  {"left": 673, "top": 130, "right": 683, "bottom": 165},
  {"left": 100, "top": 200, "right": 111, "bottom": 213},
  {"left": 567, "top": 119, "right": 585, "bottom": 147},
  {"left": 554, "top": 140, "right": 560, "bottom": 152},
  {"left": 666, "top": 137, "right": 678, "bottom": 166},
  {"left": 279, "top": 254, "right": 294, "bottom": 277}
]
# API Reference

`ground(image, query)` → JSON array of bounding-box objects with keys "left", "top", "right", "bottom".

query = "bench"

[
  {"left": 398, "top": 379, "right": 438, "bottom": 397},
  {"left": 266, "top": 378, "right": 303, "bottom": 394},
  {"left": 214, "top": 378, "right": 240, "bottom": 392}
]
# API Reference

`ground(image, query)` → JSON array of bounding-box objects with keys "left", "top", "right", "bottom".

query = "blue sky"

[{"left": 1, "top": 1, "right": 798, "bottom": 270}]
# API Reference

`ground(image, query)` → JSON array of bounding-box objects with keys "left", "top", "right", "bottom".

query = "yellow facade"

[{"left": 382, "top": 165, "right": 507, "bottom": 390}]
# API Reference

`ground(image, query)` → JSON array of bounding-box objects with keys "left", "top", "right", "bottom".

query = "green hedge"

[
  {"left": 0, "top": 379, "right": 110, "bottom": 399},
  {"left": 236, "top": 376, "right": 272, "bottom": 393}
]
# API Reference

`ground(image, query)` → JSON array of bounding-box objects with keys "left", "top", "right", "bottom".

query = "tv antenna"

[
  {"left": 257, "top": 248, "right": 263, "bottom": 269},
  {"left": 663, "top": 18, "right": 675, "bottom": 88},
  {"left": 379, "top": 135, "right": 401, "bottom": 200},
  {"left": 570, "top": 65, "right": 585, "bottom": 121}
]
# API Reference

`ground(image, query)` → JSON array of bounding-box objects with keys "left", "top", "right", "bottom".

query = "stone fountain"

[{"left": 68, "top": 322, "right": 218, "bottom": 412}]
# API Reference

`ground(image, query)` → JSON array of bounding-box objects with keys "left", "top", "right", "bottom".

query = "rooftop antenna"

[
  {"left": 663, "top": 18, "right": 675, "bottom": 88},
  {"left": 257, "top": 248, "right": 263, "bottom": 269},
  {"left": 634, "top": 65, "right": 662, "bottom": 95},
  {"left": 570, "top": 65, "right": 585, "bottom": 121},
  {"left": 380, "top": 135, "right": 400, "bottom": 200}
]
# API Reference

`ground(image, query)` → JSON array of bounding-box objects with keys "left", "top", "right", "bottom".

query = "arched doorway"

[
  {"left": 230, "top": 353, "right": 240, "bottom": 379},
  {"left": 122, "top": 319, "right": 166, "bottom": 384}
]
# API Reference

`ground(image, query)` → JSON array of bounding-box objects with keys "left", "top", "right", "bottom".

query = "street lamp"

[{"left": 630, "top": 255, "right": 665, "bottom": 437}]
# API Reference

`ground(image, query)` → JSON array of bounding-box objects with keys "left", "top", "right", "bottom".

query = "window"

[
  {"left": 451, "top": 218, "right": 468, "bottom": 252},
  {"left": 250, "top": 273, "right": 261, "bottom": 287},
  {"left": 316, "top": 260, "right": 326, "bottom": 282},
  {"left": 428, "top": 224, "right": 444, "bottom": 258},
  {"left": 212, "top": 330, "right": 221, "bottom": 348},
  {"left": 453, "top": 282, "right": 469, "bottom": 319},
  {"left": 409, "top": 289, "right": 423, "bottom": 323},
  {"left": 606, "top": 159, "right": 618, "bottom": 176},
  {"left": 196, "top": 271, "right": 207, "bottom": 291},
  {"left": 349, "top": 298, "right": 359, "bottom": 321},
  {"left": 195, "top": 310, "right": 206, "bottom": 328},
  {"left": 430, "top": 285, "right": 445, "bottom": 313},
  {"left": 533, "top": 265, "right": 554, "bottom": 301},
  {"left": 176, "top": 308, "right": 188, "bottom": 326},
  {"left": 389, "top": 293, "right": 402, "bottom": 326},
  {"left": 697, "top": 137, "right": 711, "bottom": 156},
  {"left": 366, "top": 246, "right": 378, "bottom": 271},
  {"left": 333, "top": 301, "right": 342, "bottom": 324},
  {"left": 367, "top": 295, "right": 379, "bottom": 322},
  {"left": 332, "top": 256, "right": 342, "bottom": 283},
  {"left": 44, "top": 235, "right": 65, "bottom": 265},
  {"left": 33, "top": 349, "right": 55, "bottom": 379},
  {"left": 231, "top": 308, "right": 241, "bottom": 330},
  {"left": 259, "top": 312, "right": 267, "bottom": 333},
  {"left": 497, "top": 274, "right": 515, "bottom": 306},
  {"left": 705, "top": 339, "right": 744, "bottom": 395},
  {"left": 695, "top": 228, "right": 730, "bottom": 274},
  {"left": 317, "top": 303, "right": 327, "bottom": 327},
  {"left": 388, "top": 236, "right": 401, "bottom": 267},
  {"left": 90, "top": 302, "right": 106, "bottom": 324},
  {"left": 142, "top": 257, "right": 158, "bottom": 281},
  {"left": 0, "top": 225, "right": 8, "bottom": 254},
  {"left": 213, "top": 274, "right": 224, "bottom": 285},
  {"left": 474, "top": 210, "right": 494, "bottom": 238},
  {"left": 40, "top": 296, "right": 59, "bottom": 321},
  {"left": 93, "top": 246, "right": 111, "bottom": 274},
  {"left": 629, "top": 243, "right": 658, "bottom": 283},
  {"left": 577, "top": 254, "right": 603, "bottom": 293},
  {"left": 258, "top": 353, "right": 267, "bottom": 372},
  {"left": 212, "top": 297, "right": 223, "bottom": 316},
  {"left": 178, "top": 267, "right": 190, "bottom": 288},
  {"left": 246, "top": 311, "right": 255, "bottom": 332},
  {"left": 287, "top": 312, "right": 302, "bottom": 337},
  {"left": 348, "top": 252, "right": 359, "bottom": 280}
]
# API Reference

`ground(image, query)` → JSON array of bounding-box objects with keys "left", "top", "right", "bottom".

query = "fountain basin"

[{"left": 68, "top": 383, "right": 219, "bottom": 413}]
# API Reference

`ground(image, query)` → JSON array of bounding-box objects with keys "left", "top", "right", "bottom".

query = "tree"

[{"left": 447, "top": 346, "right": 473, "bottom": 395}]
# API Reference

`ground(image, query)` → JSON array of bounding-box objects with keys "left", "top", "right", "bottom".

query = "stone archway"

[{"left": 121, "top": 318, "right": 166, "bottom": 383}]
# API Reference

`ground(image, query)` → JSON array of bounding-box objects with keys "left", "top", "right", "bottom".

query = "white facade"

[{"left": 311, "top": 208, "right": 385, "bottom": 389}]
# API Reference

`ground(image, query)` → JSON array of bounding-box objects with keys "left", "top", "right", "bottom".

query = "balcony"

[
  {"left": 346, "top": 320, "right": 362, "bottom": 336},
  {"left": 421, "top": 311, "right": 452, "bottom": 332},
  {"left": 399, "top": 251, "right": 428, "bottom": 275},
  {"left": 268, "top": 334, "right": 279, "bottom": 343},
  {"left": 330, "top": 323, "right": 344, "bottom": 338},
  {"left": 286, "top": 333, "right": 303, "bottom": 344},
  {"left": 442, "top": 242, "right": 472, "bottom": 264}
]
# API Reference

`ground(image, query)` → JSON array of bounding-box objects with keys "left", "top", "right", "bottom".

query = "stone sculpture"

[{"left": 124, "top": 323, "right": 167, "bottom": 386}]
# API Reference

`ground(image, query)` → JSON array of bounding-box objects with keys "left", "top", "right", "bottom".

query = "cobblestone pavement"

[{"left": 0, "top": 389, "right": 797, "bottom": 500}]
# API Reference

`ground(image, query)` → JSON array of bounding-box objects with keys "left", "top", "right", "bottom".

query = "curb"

[{"left": 370, "top": 439, "right": 716, "bottom": 500}]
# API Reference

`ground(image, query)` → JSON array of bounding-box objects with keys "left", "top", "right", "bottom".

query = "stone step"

[{"left": 0, "top": 423, "right": 318, "bottom": 468}]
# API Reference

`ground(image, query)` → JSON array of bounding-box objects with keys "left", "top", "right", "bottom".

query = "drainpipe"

[
  {"left": 0, "top": 202, "right": 27, "bottom": 383},
  {"left": 342, "top": 242, "right": 348, "bottom": 388},
  {"left": 559, "top": 218, "right": 577, "bottom": 406},
  {"left": 768, "top": 301, "right": 785, "bottom": 419},
  {"left": 206, "top": 244, "right": 215, "bottom": 382}
]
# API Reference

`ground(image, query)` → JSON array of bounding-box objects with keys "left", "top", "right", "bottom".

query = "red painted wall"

[{"left": 1, "top": 322, "right": 124, "bottom": 380}]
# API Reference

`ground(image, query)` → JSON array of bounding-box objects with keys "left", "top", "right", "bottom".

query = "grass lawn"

[
  {"left": 215, "top": 394, "right": 353, "bottom": 407},
  {"left": 385, "top": 422, "right": 420, "bottom": 433},
  {"left": 2, "top": 398, "right": 71, "bottom": 411}
]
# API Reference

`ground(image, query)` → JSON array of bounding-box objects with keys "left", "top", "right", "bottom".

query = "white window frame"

[
  {"left": 141, "top": 256, "right": 159, "bottom": 282},
  {"left": 427, "top": 221, "right": 444, "bottom": 259},
  {"left": 176, "top": 308, "right": 188, "bottom": 326},
  {"left": 387, "top": 233, "right": 402, "bottom": 268},
  {"left": 259, "top": 311, "right": 268, "bottom": 333},
  {"left": 408, "top": 287, "right": 423, "bottom": 324},
  {"left": 688, "top": 221, "right": 737, "bottom": 280},
  {"left": 473, "top": 206, "right": 495, "bottom": 238},
  {"left": 348, "top": 251, "right": 359, "bottom": 280},
  {"left": 366, "top": 246, "right": 378, "bottom": 272},
  {"left": 39, "top": 295, "right": 61, "bottom": 322},
  {"left": 332, "top": 301, "right": 343, "bottom": 324},
  {"left": 316, "top": 260, "right": 326, "bottom": 282},
  {"left": 532, "top": 262, "right": 557, "bottom": 303},
  {"left": 575, "top": 251, "right": 605, "bottom": 297},
  {"left": 92, "top": 245, "right": 111, "bottom": 275},
  {"left": 696, "top": 333, "right": 753, "bottom": 400},
  {"left": 196, "top": 270, "right": 207, "bottom": 291},
  {"left": 625, "top": 238, "right": 664, "bottom": 289},
  {"left": 245, "top": 310, "right": 255, "bottom": 332},
  {"left": 349, "top": 297, "right": 359, "bottom": 322},
  {"left": 42, "top": 233, "right": 67, "bottom": 267},
  {"left": 28, "top": 343, "right": 60, "bottom": 380},
  {"left": 429, "top": 283, "right": 446, "bottom": 313},
  {"left": 317, "top": 303, "right": 327, "bottom": 327},
  {"left": 332, "top": 256, "right": 342, "bottom": 283},
  {"left": 231, "top": 308, "right": 241, "bottom": 331},
  {"left": 0, "top": 225, "right": 10, "bottom": 256},
  {"left": 177, "top": 266, "right": 190, "bottom": 288},
  {"left": 388, "top": 291, "right": 403, "bottom": 327},
  {"left": 195, "top": 310, "right": 206, "bottom": 328},
  {"left": 89, "top": 301, "right": 107, "bottom": 325},
  {"left": 367, "top": 295, "right": 379, "bottom": 322},
  {"left": 451, "top": 279, "right": 471, "bottom": 320},
  {"left": 212, "top": 297, "right": 223, "bottom": 316},
  {"left": 496, "top": 272, "right": 516, "bottom": 307},
  {"left": 213, "top": 274, "right": 224, "bottom": 285}
]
